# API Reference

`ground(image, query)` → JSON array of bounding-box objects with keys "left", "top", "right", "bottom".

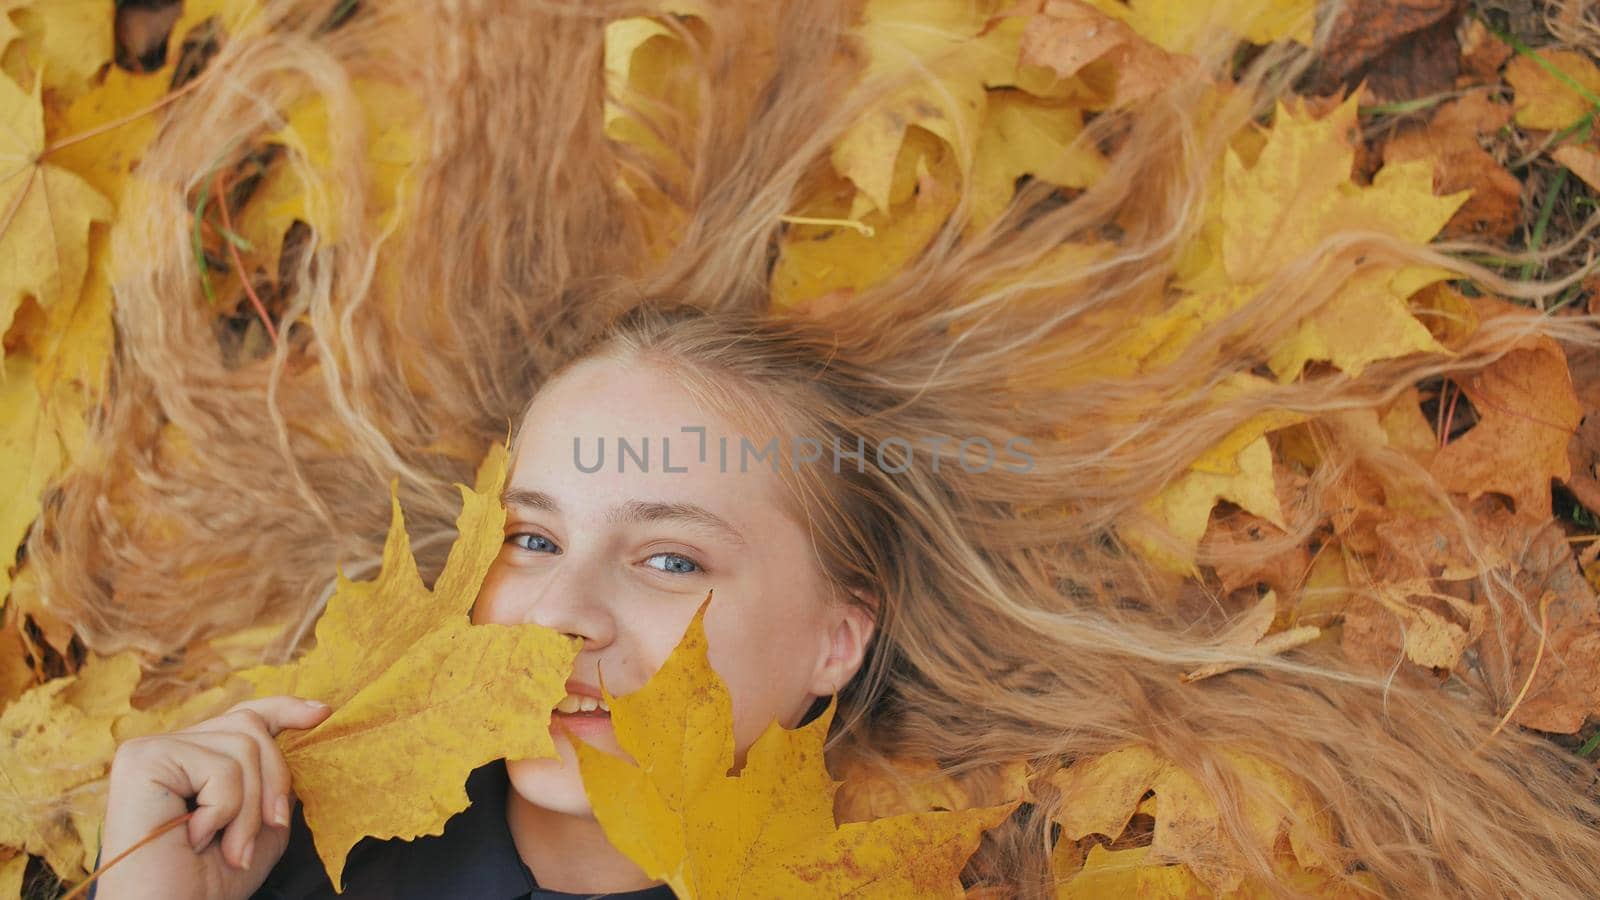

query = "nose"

[{"left": 476, "top": 552, "right": 616, "bottom": 649}]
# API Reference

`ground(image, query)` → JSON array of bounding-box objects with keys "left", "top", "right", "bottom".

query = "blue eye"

[
  {"left": 505, "top": 532, "right": 701, "bottom": 574},
  {"left": 646, "top": 552, "right": 702, "bottom": 575},
  {"left": 507, "top": 533, "right": 559, "bottom": 554}
]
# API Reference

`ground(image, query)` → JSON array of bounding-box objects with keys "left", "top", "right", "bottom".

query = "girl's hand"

[{"left": 93, "top": 695, "right": 332, "bottom": 900}]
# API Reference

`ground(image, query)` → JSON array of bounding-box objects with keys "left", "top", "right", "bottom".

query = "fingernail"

[
  {"left": 274, "top": 795, "right": 291, "bottom": 827},
  {"left": 305, "top": 699, "right": 329, "bottom": 710},
  {"left": 241, "top": 839, "right": 255, "bottom": 869}
]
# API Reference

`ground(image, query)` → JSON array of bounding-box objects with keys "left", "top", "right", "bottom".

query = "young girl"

[
  {"left": 46, "top": 0, "right": 1600, "bottom": 897},
  {"left": 94, "top": 302, "right": 878, "bottom": 899}
]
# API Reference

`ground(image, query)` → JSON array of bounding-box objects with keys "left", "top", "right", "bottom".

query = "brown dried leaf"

[
  {"left": 1431, "top": 324, "right": 1582, "bottom": 521},
  {"left": 1018, "top": 0, "right": 1189, "bottom": 109},
  {"left": 1474, "top": 513, "right": 1600, "bottom": 732},
  {"left": 1311, "top": 0, "right": 1460, "bottom": 97},
  {"left": 1180, "top": 590, "right": 1322, "bottom": 683},
  {"left": 1457, "top": 17, "right": 1513, "bottom": 82}
]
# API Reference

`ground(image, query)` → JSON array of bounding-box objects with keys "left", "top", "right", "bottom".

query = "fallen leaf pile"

[{"left": 2, "top": 0, "right": 1600, "bottom": 897}]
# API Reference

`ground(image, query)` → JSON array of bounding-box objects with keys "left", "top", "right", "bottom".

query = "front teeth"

[{"left": 555, "top": 693, "right": 610, "bottom": 713}]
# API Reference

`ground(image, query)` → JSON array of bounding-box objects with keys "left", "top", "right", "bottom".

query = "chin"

[{"left": 506, "top": 734, "right": 597, "bottom": 817}]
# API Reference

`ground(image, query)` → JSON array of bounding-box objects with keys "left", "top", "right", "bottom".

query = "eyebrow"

[{"left": 501, "top": 488, "right": 747, "bottom": 547}]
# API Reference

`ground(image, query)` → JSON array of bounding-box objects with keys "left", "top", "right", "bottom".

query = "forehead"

[{"left": 509, "top": 358, "right": 790, "bottom": 517}]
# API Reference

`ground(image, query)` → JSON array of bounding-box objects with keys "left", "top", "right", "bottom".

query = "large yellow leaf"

[
  {"left": 1205, "top": 95, "right": 1467, "bottom": 380},
  {"left": 0, "top": 72, "right": 112, "bottom": 355},
  {"left": 238, "top": 444, "right": 581, "bottom": 891},
  {"left": 574, "top": 594, "right": 1016, "bottom": 898}
]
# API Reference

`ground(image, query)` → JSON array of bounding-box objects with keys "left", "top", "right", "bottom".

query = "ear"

[{"left": 809, "top": 589, "right": 878, "bottom": 696}]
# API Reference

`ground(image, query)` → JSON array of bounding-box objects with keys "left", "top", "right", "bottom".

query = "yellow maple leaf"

[
  {"left": 0, "top": 72, "right": 112, "bottom": 356},
  {"left": 1080, "top": 0, "right": 1314, "bottom": 55},
  {"left": 0, "top": 355, "right": 93, "bottom": 600},
  {"left": 1184, "top": 94, "right": 1468, "bottom": 381},
  {"left": 830, "top": 0, "right": 1019, "bottom": 219},
  {"left": 3, "top": 0, "right": 113, "bottom": 101},
  {"left": 1028, "top": 91, "right": 1461, "bottom": 390},
  {"left": 966, "top": 90, "right": 1105, "bottom": 233},
  {"left": 0, "top": 651, "right": 140, "bottom": 878},
  {"left": 1050, "top": 744, "right": 1339, "bottom": 895},
  {"left": 1505, "top": 48, "right": 1600, "bottom": 131},
  {"left": 601, "top": 11, "right": 703, "bottom": 167},
  {"left": 237, "top": 443, "right": 580, "bottom": 891},
  {"left": 1121, "top": 433, "right": 1285, "bottom": 577},
  {"left": 43, "top": 0, "right": 263, "bottom": 207},
  {"left": 574, "top": 593, "right": 1015, "bottom": 898},
  {"left": 773, "top": 127, "right": 961, "bottom": 309},
  {"left": 257, "top": 78, "right": 423, "bottom": 252}
]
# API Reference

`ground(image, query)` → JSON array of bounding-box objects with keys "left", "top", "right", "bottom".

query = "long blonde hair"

[{"left": 35, "top": 0, "right": 1600, "bottom": 896}]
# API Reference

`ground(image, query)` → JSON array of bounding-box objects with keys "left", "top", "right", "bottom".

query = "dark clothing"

[{"left": 87, "top": 758, "right": 676, "bottom": 900}]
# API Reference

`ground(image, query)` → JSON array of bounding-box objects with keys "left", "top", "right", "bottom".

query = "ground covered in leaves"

[{"left": 4, "top": 0, "right": 1600, "bottom": 897}]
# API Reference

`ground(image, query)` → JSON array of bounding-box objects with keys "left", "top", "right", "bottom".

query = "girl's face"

[{"left": 472, "top": 356, "right": 875, "bottom": 817}]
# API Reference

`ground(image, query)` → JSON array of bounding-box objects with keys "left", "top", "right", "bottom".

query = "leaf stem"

[
  {"left": 778, "top": 214, "right": 876, "bottom": 237},
  {"left": 43, "top": 75, "right": 208, "bottom": 157},
  {"left": 59, "top": 811, "right": 195, "bottom": 900}
]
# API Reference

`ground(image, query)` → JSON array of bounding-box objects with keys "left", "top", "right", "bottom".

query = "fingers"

[
  {"left": 165, "top": 732, "right": 258, "bottom": 867},
  {"left": 172, "top": 696, "right": 331, "bottom": 868}
]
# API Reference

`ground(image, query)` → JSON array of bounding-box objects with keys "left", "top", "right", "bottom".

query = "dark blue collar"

[
  {"left": 243, "top": 757, "right": 674, "bottom": 900},
  {"left": 394, "top": 758, "right": 675, "bottom": 900},
  {"left": 389, "top": 756, "right": 540, "bottom": 899}
]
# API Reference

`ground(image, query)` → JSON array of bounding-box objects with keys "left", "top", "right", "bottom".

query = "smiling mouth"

[{"left": 553, "top": 692, "right": 611, "bottom": 714}]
